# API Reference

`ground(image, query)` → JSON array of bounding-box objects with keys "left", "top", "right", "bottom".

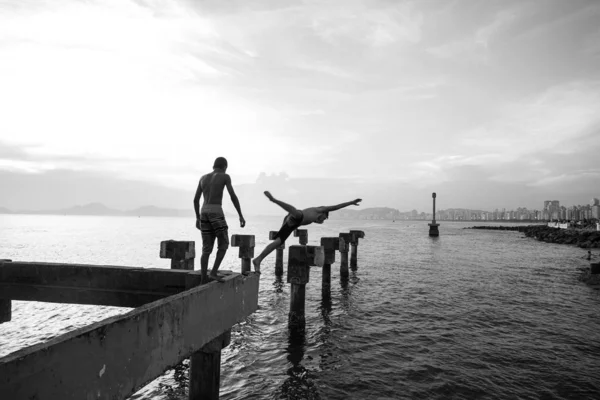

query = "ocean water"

[{"left": 1, "top": 214, "right": 599, "bottom": 400}]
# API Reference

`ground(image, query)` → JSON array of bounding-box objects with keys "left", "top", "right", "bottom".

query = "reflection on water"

[
  {"left": 273, "top": 275, "right": 285, "bottom": 293},
  {"left": 279, "top": 322, "right": 321, "bottom": 400}
]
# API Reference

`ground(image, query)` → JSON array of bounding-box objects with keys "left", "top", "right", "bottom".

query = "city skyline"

[{"left": 1, "top": 196, "right": 598, "bottom": 221}]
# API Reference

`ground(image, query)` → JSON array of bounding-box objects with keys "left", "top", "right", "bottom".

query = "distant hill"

[
  {"left": 124, "top": 205, "right": 194, "bottom": 218},
  {"left": 60, "top": 203, "right": 121, "bottom": 215},
  {"left": 0, "top": 203, "right": 193, "bottom": 218}
]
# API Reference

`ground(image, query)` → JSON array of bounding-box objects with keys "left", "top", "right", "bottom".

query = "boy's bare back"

[{"left": 200, "top": 172, "right": 229, "bottom": 205}]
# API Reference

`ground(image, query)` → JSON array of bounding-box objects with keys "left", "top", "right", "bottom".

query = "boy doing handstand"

[{"left": 252, "top": 191, "right": 362, "bottom": 273}]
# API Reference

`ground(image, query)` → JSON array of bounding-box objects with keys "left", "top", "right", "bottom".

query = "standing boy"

[
  {"left": 194, "top": 157, "right": 245, "bottom": 282},
  {"left": 252, "top": 191, "right": 362, "bottom": 273}
]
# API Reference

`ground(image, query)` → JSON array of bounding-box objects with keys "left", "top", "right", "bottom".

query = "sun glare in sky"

[{"left": 1, "top": 0, "right": 599, "bottom": 210}]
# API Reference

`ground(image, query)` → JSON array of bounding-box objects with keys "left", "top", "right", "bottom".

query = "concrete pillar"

[
  {"left": 428, "top": 192, "right": 440, "bottom": 237},
  {"left": 0, "top": 299, "right": 10, "bottom": 323},
  {"left": 320, "top": 237, "right": 340, "bottom": 297},
  {"left": 0, "top": 259, "right": 11, "bottom": 323},
  {"left": 348, "top": 230, "right": 365, "bottom": 269},
  {"left": 161, "top": 243, "right": 230, "bottom": 399},
  {"left": 338, "top": 234, "right": 351, "bottom": 280},
  {"left": 293, "top": 229, "right": 308, "bottom": 245},
  {"left": 287, "top": 245, "right": 324, "bottom": 332},
  {"left": 231, "top": 235, "right": 255, "bottom": 274},
  {"left": 160, "top": 241, "right": 195, "bottom": 270},
  {"left": 269, "top": 231, "right": 285, "bottom": 277},
  {"left": 189, "top": 330, "right": 231, "bottom": 400}
]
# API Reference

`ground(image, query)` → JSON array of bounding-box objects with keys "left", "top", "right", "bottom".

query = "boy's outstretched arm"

[{"left": 322, "top": 198, "right": 362, "bottom": 212}]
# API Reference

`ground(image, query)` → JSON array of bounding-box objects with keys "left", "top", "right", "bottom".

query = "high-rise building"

[
  {"left": 591, "top": 198, "right": 599, "bottom": 206},
  {"left": 543, "top": 200, "right": 560, "bottom": 220}
]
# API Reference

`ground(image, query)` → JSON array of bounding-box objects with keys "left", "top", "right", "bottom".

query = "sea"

[{"left": 1, "top": 214, "right": 599, "bottom": 400}]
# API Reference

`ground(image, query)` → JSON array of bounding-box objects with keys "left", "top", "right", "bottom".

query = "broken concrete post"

[
  {"left": 0, "top": 259, "right": 11, "bottom": 323},
  {"left": 160, "top": 241, "right": 195, "bottom": 271},
  {"left": 349, "top": 230, "right": 365, "bottom": 269},
  {"left": 189, "top": 330, "right": 231, "bottom": 400},
  {"left": 231, "top": 235, "right": 255, "bottom": 274},
  {"left": 338, "top": 234, "right": 351, "bottom": 280},
  {"left": 319, "top": 237, "right": 340, "bottom": 297},
  {"left": 269, "top": 231, "right": 285, "bottom": 277},
  {"left": 287, "top": 245, "right": 324, "bottom": 331},
  {"left": 293, "top": 229, "right": 308, "bottom": 245}
]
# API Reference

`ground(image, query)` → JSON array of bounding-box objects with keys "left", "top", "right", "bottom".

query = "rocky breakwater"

[{"left": 468, "top": 225, "right": 600, "bottom": 248}]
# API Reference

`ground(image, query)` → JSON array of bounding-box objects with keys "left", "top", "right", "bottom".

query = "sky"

[{"left": 1, "top": 0, "right": 599, "bottom": 214}]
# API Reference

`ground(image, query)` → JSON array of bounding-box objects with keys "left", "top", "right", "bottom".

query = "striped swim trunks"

[{"left": 199, "top": 204, "right": 229, "bottom": 253}]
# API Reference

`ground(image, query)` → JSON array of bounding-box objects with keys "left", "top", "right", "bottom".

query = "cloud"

[
  {"left": 460, "top": 81, "right": 600, "bottom": 156},
  {"left": 427, "top": 6, "right": 519, "bottom": 63},
  {"left": 418, "top": 81, "right": 600, "bottom": 191},
  {"left": 310, "top": 1, "right": 422, "bottom": 48}
]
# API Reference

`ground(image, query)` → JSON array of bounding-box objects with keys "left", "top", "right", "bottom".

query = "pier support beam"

[
  {"left": 287, "top": 245, "right": 324, "bottom": 332},
  {"left": 320, "top": 238, "right": 340, "bottom": 298},
  {"left": 0, "top": 259, "right": 11, "bottom": 323},
  {"left": 189, "top": 330, "right": 231, "bottom": 400},
  {"left": 0, "top": 299, "right": 10, "bottom": 323},
  {"left": 294, "top": 229, "right": 308, "bottom": 245},
  {"left": 349, "top": 230, "right": 365, "bottom": 270},
  {"left": 269, "top": 231, "right": 285, "bottom": 277},
  {"left": 160, "top": 240, "right": 195, "bottom": 270},
  {"left": 338, "top": 234, "right": 351, "bottom": 280},
  {"left": 231, "top": 235, "right": 255, "bottom": 274},
  {"left": 0, "top": 260, "right": 203, "bottom": 308}
]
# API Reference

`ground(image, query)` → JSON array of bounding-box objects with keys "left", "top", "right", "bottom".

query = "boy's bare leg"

[
  {"left": 252, "top": 237, "right": 283, "bottom": 273},
  {"left": 264, "top": 191, "right": 301, "bottom": 217},
  {"left": 209, "top": 248, "right": 227, "bottom": 282},
  {"left": 200, "top": 253, "right": 210, "bottom": 282}
]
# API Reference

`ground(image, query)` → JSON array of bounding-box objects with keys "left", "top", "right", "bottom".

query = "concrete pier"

[
  {"left": 269, "top": 231, "right": 285, "bottom": 277},
  {"left": 287, "top": 245, "right": 324, "bottom": 332},
  {"left": 338, "top": 233, "right": 351, "bottom": 280},
  {"left": 0, "top": 268, "right": 259, "bottom": 399},
  {"left": 320, "top": 237, "right": 340, "bottom": 298},
  {"left": 231, "top": 235, "right": 255, "bottom": 274},
  {"left": 348, "top": 230, "right": 365, "bottom": 269},
  {"left": 294, "top": 229, "right": 308, "bottom": 245},
  {"left": 160, "top": 240, "right": 195, "bottom": 271}
]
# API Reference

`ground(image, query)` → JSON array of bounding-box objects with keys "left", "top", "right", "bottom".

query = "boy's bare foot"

[
  {"left": 264, "top": 191, "right": 274, "bottom": 202},
  {"left": 209, "top": 273, "right": 226, "bottom": 283},
  {"left": 252, "top": 258, "right": 261, "bottom": 274}
]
